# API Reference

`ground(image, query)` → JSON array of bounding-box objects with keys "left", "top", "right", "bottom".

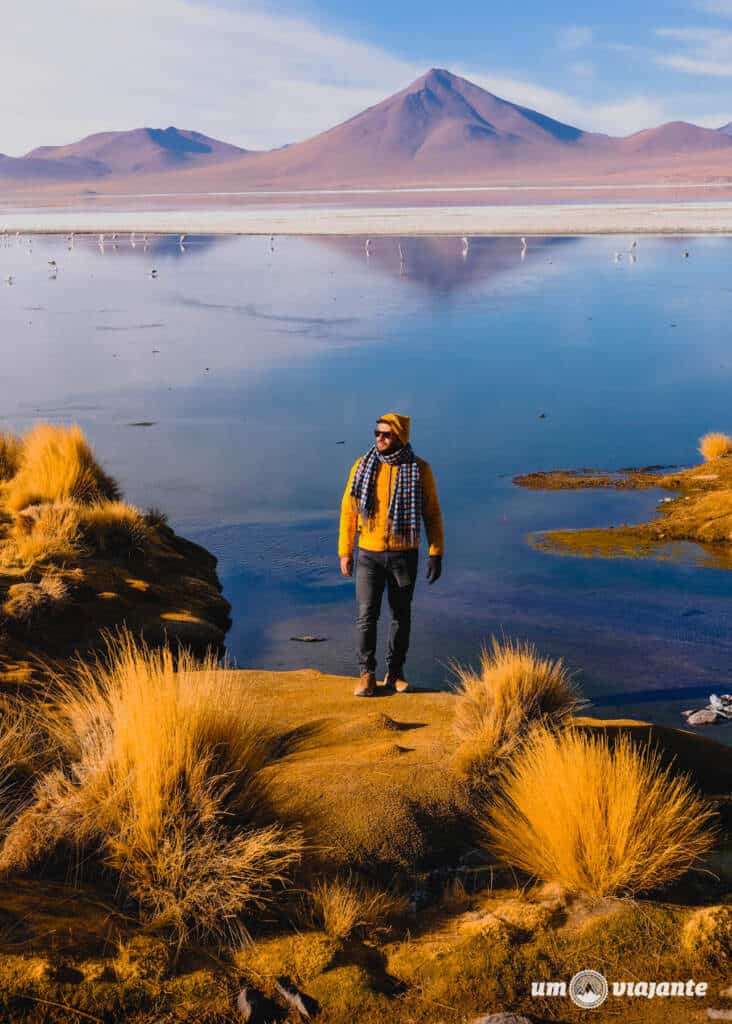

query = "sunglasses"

[{"left": 374, "top": 429, "right": 393, "bottom": 439}]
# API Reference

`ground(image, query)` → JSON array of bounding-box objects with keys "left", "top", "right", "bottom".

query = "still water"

[{"left": 2, "top": 230, "right": 732, "bottom": 739}]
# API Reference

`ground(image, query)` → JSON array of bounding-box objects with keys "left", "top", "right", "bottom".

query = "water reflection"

[
  {"left": 2, "top": 232, "right": 732, "bottom": 742},
  {"left": 316, "top": 235, "right": 576, "bottom": 294}
]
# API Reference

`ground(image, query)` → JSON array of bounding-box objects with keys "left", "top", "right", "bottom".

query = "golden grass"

[
  {"left": 75, "top": 500, "right": 149, "bottom": 555},
  {"left": 303, "top": 875, "right": 407, "bottom": 941},
  {"left": 0, "top": 502, "right": 82, "bottom": 569},
  {"left": 2, "top": 572, "right": 70, "bottom": 620},
  {"left": 0, "top": 433, "right": 23, "bottom": 482},
  {"left": 483, "top": 727, "right": 717, "bottom": 899},
  {"left": 3, "top": 423, "right": 119, "bottom": 511},
  {"left": 450, "top": 636, "right": 584, "bottom": 780},
  {"left": 0, "top": 630, "right": 303, "bottom": 947},
  {"left": 698, "top": 431, "right": 732, "bottom": 462},
  {"left": 0, "top": 499, "right": 148, "bottom": 570}
]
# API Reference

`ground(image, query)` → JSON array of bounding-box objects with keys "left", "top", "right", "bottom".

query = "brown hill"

[
  {"left": 621, "top": 120, "right": 732, "bottom": 156},
  {"left": 1, "top": 126, "right": 247, "bottom": 181}
]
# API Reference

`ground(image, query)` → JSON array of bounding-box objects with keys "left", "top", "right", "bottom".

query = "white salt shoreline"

[{"left": 3, "top": 201, "right": 732, "bottom": 235}]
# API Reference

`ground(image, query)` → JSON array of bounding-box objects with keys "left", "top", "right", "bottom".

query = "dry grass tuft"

[
  {"left": 302, "top": 875, "right": 407, "bottom": 942},
  {"left": 681, "top": 905, "right": 732, "bottom": 966},
  {"left": 0, "top": 502, "right": 82, "bottom": 569},
  {"left": 3, "top": 423, "right": 119, "bottom": 511},
  {"left": 0, "top": 630, "right": 303, "bottom": 947},
  {"left": 0, "top": 500, "right": 148, "bottom": 570},
  {"left": 0, "top": 433, "right": 23, "bottom": 482},
  {"left": 482, "top": 727, "right": 717, "bottom": 900},
  {"left": 2, "top": 572, "right": 70, "bottom": 621},
  {"left": 451, "top": 636, "right": 584, "bottom": 781},
  {"left": 76, "top": 501, "right": 149, "bottom": 556},
  {"left": 698, "top": 431, "right": 732, "bottom": 462}
]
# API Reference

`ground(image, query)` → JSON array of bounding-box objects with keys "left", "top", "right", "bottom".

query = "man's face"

[{"left": 375, "top": 421, "right": 398, "bottom": 453}]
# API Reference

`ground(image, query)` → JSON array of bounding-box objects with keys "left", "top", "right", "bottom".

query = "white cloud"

[
  {"left": 0, "top": 0, "right": 690, "bottom": 155},
  {"left": 461, "top": 70, "right": 667, "bottom": 135},
  {"left": 1, "top": 0, "right": 423, "bottom": 154},
  {"left": 556, "top": 25, "right": 594, "bottom": 50},
  {"left": 655, "top": 26, "right": 732, "bottom": 76},
  {"left": 696, "top": 0, "right": 732, "bottom": 14}
]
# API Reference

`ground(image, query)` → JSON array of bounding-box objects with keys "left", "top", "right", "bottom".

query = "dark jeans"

[{"left": 355, "top": 547, "right": 419, "bottom": 676}]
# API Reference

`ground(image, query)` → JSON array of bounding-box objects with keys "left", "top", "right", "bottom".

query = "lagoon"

[{"left": 2, "top": 231, "right": 732, "bottom": 740}]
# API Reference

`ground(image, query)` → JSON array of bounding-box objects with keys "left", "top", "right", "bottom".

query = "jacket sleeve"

[
  {"left": 338, "top": 459, "right": 360, "bottom": 558},
  {"left": 420, "top": 461, "right": 444, "bottom": 556}
]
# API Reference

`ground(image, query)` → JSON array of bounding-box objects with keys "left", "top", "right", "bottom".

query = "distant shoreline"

[{"left": 3, "top": 200, "right": 732, "bottom": 235}]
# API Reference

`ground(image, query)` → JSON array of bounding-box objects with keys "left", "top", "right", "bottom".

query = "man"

[{"left": 338, "top": 412, "right": 444, "bottom": 697}]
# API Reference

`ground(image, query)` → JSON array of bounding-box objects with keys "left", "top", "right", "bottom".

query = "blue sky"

[{"left": 4, "top": 0, "right": 732, "bottom": 155}]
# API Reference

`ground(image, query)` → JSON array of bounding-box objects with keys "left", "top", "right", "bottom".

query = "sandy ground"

[{"left": 3, "top": 200, "right": 732, "bottom": 235}]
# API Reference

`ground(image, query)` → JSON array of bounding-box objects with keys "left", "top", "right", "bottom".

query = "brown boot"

[
  {"left": 354, "top": 670, "right": 376, "bottom": 697},
  {"left": 383, "top": 670, "right": 409, "bottom": 693}
]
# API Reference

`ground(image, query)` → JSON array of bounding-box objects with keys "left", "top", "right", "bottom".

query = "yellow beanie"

[{"left": 377, "top": 412, "right": 410, "bottom": 444}]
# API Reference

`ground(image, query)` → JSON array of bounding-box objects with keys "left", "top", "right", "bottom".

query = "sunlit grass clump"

[
  {"left": 0, "top": 432, "right": 23, "bottom": 482},
  {"left": 483, "top": 727, "right": 716, "bottom": 900},
  {"left": 698, "top": 431, "right": 732, "bottom": 462},
  {"left": 303, "top": 875, "right": 407, "bottom": 942},
  {"left": 451, "top": 636, "right": 583, "bottom": 780},
  {"left": 2, "top": 423, "right": 119, "bottom": 511},
  {"left": 0, "top": 631, "right": 303, "bottom": 947},
  {"left": 0, "top": 426, "right": 151, "bottom": 571}
]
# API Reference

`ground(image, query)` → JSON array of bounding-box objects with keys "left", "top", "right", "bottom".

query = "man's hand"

[
  {"left": 340, "top": 555, "right": 353, "bottom": 577},
  {"left": 426, "top": 554, "right": 442, "bottom": 584}
]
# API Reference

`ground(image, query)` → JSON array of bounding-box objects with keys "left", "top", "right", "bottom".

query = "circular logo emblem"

[{"left": 569, "top": 970, "right": 609, "bottom": 1009}]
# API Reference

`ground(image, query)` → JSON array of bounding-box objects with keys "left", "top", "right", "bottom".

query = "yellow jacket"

[{"left": 338, "top": 455, "right": 444, "bottom": 558}]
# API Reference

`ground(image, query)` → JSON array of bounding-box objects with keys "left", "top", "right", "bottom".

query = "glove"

[{"left": 426, "top": 555, "right": 442, "bottom": 584}]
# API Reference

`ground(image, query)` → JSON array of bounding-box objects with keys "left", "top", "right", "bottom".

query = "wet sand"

[{"left": 3, "top": 200, "right": 732, "bottom": 235}]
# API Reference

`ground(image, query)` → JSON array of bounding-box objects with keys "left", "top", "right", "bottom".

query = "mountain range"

[{"left": 3, "top": 69, "right": 732, "bottom": 192}]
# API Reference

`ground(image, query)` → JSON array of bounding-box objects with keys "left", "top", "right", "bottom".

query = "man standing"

[{"left": 338, "top": 412, "right": 444, "bottom": 697}]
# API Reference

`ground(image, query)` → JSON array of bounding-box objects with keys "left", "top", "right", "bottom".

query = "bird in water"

[
  {"left": 461, "top": 235, "right": 469, "bottom": 258},
  {"left": 149, "top": 267, "right": 158, "bottom": 279}
]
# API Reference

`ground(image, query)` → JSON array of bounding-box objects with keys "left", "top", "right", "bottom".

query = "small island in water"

[{"left": 0, "top": 425, "right": 730, "bottom": 1023}]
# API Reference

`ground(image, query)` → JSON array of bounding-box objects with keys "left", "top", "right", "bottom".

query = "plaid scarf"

[{"left": 350, "top": 442, "right": 422, "bottom": 546}]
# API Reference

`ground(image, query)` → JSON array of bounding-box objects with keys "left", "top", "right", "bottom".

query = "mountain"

[
  {"left": 0, "top": 127, "right": 247, "bottom": 181},
  {"left": 193, "top": 68, "right": 609, "bottom": 188},
  {"left": 3, "top": 70, "right": 732, "bottom": 192},
  {"left": 621, "top": 121, "right": 732, "bottom": 155}
]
